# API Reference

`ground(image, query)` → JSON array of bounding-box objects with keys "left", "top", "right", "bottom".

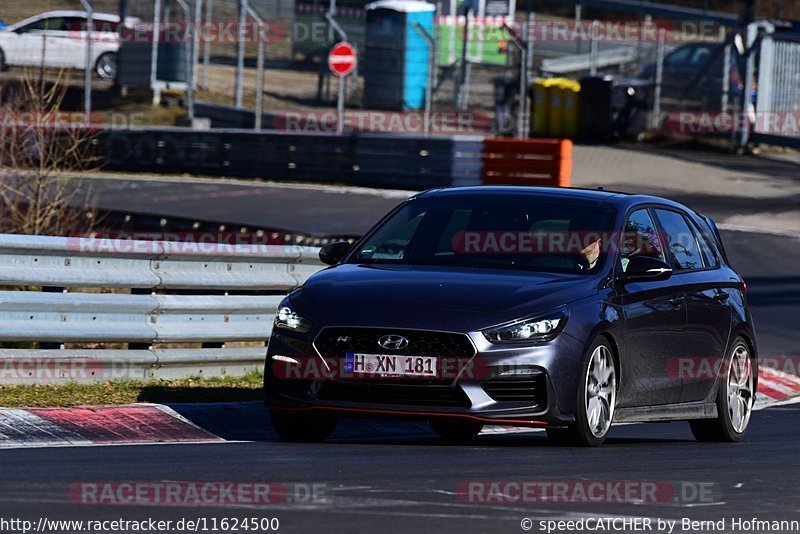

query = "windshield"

[{"left": 349, "top": 196, "right": 616, "bottom": 274}]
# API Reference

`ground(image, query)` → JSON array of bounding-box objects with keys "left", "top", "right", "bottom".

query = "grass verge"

[{"left": 0, "top": 371, "right": 264, "bottom": 408}]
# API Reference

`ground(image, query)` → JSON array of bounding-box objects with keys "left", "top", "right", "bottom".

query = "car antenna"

[{"left": 596, "top": 186, "right": 604, "bottom": 191}]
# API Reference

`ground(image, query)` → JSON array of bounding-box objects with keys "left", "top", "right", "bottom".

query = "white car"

[{"left": 0, "top": 10, "right": 139, "bottom": 81}]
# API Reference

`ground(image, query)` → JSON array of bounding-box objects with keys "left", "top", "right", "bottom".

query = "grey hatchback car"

[{"left": 265, "top": 187, "right": 757, "bottom": 446}]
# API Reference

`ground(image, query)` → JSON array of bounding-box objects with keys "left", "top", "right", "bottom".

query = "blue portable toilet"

[{"left": 363, "top": 0, "right": 435, "bottom": 110}]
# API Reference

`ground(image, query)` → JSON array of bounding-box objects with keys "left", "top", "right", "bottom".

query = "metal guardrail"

[
  {"left": 541, "top": 47, "right": 637, "bottom": 75},
  {"left": 97, "top": 127, "right": 569, "bottom": 189},
  {"left": 0, "top": 234, "right": 325, "bottom": 384},
  {"left": 99, "top": 127, "right": 484, "bottom": 189}
]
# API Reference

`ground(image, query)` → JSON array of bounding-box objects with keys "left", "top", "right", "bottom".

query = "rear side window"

[
  {"left": 690, "top": 220, "right": 720, "bottom": 268},
  {"left": 653, "top": 209, "right": 704, "bottom": 271}
]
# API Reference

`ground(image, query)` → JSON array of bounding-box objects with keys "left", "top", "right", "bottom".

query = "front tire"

[
  {"left": 551, "top": 337, "right": 617, "bottom": 447},
  {"left": 0, "top": 48, "right": 7, "bottom": 72},
  {"left": 690, "top": 338, "right": 755, "bottom": 442},
  {"left": 269, "top": 410, "right": 337, "bottom": 442}
]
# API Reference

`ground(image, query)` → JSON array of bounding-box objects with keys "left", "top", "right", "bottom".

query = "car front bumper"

[{"left": 264, "top": 327, "right": 586, "bottom": 427}]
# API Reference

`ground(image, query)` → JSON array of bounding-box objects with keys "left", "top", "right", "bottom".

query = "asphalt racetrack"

[{"left": 0, "top": 185, "right": 798, "bottom": 534}]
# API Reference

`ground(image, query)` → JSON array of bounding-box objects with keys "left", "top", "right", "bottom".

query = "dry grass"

[{"left": 0, "top": 370, "right": 264, "bottom": 407}]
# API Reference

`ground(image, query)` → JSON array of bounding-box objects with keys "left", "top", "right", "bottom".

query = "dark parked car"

[
  {"left": 638, "top": 42, "right": 751, "bottom": 109},
  {"left": 265, "top": 187, "right": 757, "bottom": 446}
]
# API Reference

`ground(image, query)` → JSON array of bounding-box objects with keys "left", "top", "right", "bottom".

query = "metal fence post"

[
  {"left": 638, "top": 14, "right": 651, "bottom": 65},
  {"left": 738, "top": 22, "right": 757, "bottom": 149},
  {"left": 526, "top": 12, "right": 535, "bottom": 82},
  {"left": 79, "top": 0, "right": 94, "bottom": 124},
  {"left": 255, "top": 22, "right": 266, "bottom": 130},
  {"left": 241, "top": 0, "right": 268, "bottom": 129},
  {"left": 414, "top": 22, "right": 435, "bottom": 136},
  {"left": 324, "top": 15, "right": 349, "bottom": 135},
  {"left": 171, "top": 0, "right": 194, "bottom": 122},
  {"left": 504, "top": 23, "right": 527, "bottom": 138},
  {"left": 193, "top": 0, "right": 202, "bottom": 91},
  {"left": 150, "top": 0, "right": 162, "bottom": 105},
  {"left": 589, "top": 19, "right": 599, "bottom": 76},
  {"left": 235, "top": 0, "right": 246, "bottom": 108},
  {"left": 721, "top": 39, "right": 731, "bottom": 111},
  {"left": 456, "top": 13, "right": 472, "bottom": 109},
  {"left": 525, "top": 11, "right": 535, "bottom": 136},
  {"left": 337, "top": 76, "right": 346, "bottom": 134},
  {"left": 202, "top": 0, "right": 212, "bottom": 90},
  {"left": 651, "top": 28, "right": 665, "bottom": 130}
]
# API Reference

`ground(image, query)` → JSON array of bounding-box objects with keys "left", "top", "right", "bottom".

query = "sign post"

[{"left": 328, "top": 42, "right": 357, "bottom": 134}]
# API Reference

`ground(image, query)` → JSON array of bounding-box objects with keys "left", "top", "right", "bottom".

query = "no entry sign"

[{"left": 328, "top": 42, "right": 357, "bottom": 77}]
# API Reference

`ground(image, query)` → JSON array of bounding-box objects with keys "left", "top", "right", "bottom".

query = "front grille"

[
  {"left": 482, "top": 374, "right": 547, "bottom": 405},
  {"left": 314, "top": 327, "right": 475, "bottom": 359},
  {"left": 318, "top": 381, "right": 471, "bottom": 408}
]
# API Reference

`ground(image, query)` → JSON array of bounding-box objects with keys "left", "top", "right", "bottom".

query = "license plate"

[{"left": 344, "top": 353, "right": 438, "bottom": 378}]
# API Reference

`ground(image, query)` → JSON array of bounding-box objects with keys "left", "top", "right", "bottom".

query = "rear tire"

[
  {"left": 269, "top": 410, "right": 337, "bottom": 442},
  {"left": 429, "top": 420, "right": 482, "bottom": 442},
  {"left": 0, "top": 48, "right": 7, "bottom": 72},
  {"left": 690, "top": 338, "right": 755, "bottom": 442}
]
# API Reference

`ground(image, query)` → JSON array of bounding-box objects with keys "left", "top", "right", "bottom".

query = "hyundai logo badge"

[{"left": 378, "top": 335, "right": 409, "bottom": 350}]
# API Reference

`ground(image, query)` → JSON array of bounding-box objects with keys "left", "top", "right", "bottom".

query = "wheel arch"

[{"left": 577, "top": 323, "right": 622, "bottom": 392}]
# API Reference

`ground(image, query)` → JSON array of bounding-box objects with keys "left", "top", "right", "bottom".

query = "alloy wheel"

[
  {"left": 727, "top": 342, "right": 754, "bottom": 434},
  {"left": 585, "top": 344, "right": 616, "bottom": 438}
]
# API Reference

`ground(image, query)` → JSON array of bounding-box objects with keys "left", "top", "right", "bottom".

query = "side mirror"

[
  {"left": 319, "top": 241, "right": 351, "bottom": 265},
  {"left": 618, "top": 256, "right": 673, "bottom": 283}
]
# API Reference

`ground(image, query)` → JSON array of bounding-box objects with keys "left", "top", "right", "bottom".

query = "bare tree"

[{"left": 0, "top": 68, "right": 100, "bottom": 236}]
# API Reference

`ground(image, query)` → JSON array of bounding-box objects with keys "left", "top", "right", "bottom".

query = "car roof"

[
  {"left": 415, "top": 186, "right": 701, "bottom": 215},
  {"left": 9, "top": 10, "right": 120, "bottom": 27}
]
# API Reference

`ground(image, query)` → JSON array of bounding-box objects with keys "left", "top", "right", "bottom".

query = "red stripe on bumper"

[{"left": 269, "top": 405, "right": 550, "bottom": 427}]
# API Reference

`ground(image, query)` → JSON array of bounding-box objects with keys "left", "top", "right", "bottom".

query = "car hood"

[{"left": 289, "top": 263, "right": 599, "bottom": 332}]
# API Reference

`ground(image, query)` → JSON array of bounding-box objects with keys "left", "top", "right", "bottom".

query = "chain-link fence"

[{"left": 0, "top": 0, "right": 798, "bottom": 144}]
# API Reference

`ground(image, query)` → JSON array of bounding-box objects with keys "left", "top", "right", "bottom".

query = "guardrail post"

[
  {"left": 39, "top": 286, "right": 66, "bottom": 350},
  {"left": 129, "top": 288, "right": 152, "bottom": 350}
]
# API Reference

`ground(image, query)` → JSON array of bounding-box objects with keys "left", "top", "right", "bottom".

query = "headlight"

[
  {"left": 482, "top": 311, "right": 567, "bottom": 343},
  {"left": 274, "top": 306, "right": 312, "bottom": 333}
]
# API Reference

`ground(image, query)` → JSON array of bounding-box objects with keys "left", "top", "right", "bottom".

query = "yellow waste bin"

[
  {"left": 548, "top": 79, "right": 566, "bottom": 137},
  {"left": 531, "top": 79, "right": 550, "bottom": 136},
  {"left": 561, "top": 79, "right": 581, "bottom": 139}
]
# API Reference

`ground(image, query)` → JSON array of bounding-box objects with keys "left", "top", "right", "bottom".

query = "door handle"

[
  {"left": 669, "top": 297, "right": 684, "bottom": 307},
  {"left": 714, "top": 290, "right": 730, "bottom": 302}
]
